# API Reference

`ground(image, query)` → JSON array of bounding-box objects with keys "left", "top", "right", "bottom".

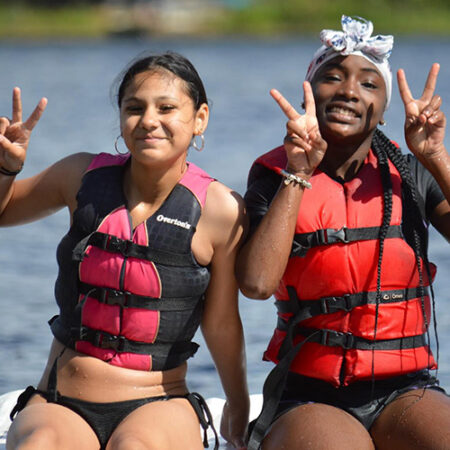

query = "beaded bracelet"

[
  {"left": 0, "top": 165, "right": 22, "bottom": 176},
  {"left": 280, "top": 169, "right": 312, "bottom": 189}
]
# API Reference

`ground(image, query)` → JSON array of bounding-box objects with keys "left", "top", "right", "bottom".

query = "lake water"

[{"left": 0, "top": 36, "right": 449, "bottom": 399}]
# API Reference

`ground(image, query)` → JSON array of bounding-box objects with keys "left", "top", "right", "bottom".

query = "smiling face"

[
  {"left": 311, "top": 54, "right": 387, "bottom": 146},
  {"left": 120, "top": 69, "right": 208, "bottom": 167}
]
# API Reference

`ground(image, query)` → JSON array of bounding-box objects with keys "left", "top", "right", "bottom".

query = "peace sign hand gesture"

[
  {"left": 271, "top": 81, "right": 327, "bottom": 178},
  {"left": 0, "top": 87, "right": 47, "bottom": 173},
  {"left": 398, "top": 63, "right": 446, "bottom": 164}
]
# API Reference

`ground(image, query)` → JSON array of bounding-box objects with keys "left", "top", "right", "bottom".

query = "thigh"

[
  {"left": 262, "top": 402, "right": 375, "bottom": 450},
  {"left": 106, "top": 397, "right": 203, "bottom": 450},
  {"left": 371, "top": 388, "right": 450, "bottom": 450},
  {"left": 6, "top": 395, "right": 99, "bottom": 450}
]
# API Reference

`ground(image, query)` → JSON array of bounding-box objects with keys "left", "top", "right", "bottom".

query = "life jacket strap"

[
  {"left": 277, "top": 284, "right": 430, "bottom": 360},
  {"left": 72, "top": 231, "right": 195, "bottom": 267},
  {"left": 275, "top": 285, "right": 429, "bottom": 316},
  {"left": 291, "top": 224, "right": 403, "bottom": 257},
  {"left": 292, "top": 328, "right": 429, "bottom": 351},
  {"left": 71, "top": 326, "right": 199, "bottom": 357},
  {"left": 78, "top": 283, "right": 203, "bottom": 311}
]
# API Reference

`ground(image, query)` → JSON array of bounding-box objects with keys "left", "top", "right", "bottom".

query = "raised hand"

[
  {"left": 0, "top": 87, "right": 47, "bottom": 173},
  {"left": 398, "top": 63, "right": 446, "bottom": 162},
  {"left": 270, "top": 81, "right": 327, "bottom": 177}
]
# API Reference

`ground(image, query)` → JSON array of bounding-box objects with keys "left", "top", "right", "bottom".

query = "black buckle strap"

[
  {"left": 78, "top": 283, "right": 201, "bottom": 311},
  {"left": 320, "top": 330, "right": 356, "bottom": 349},
  {"left": 73, "top": 326, "right": 199, "bottom": 357},
  {"left": 276, "top": 286, "right": 429, "bottom": 316},
  {"left": 291, "top": 224, "right": 403, "bottom": 257},
  {"left": 297, "top": 328, "right": 428, "bottom": 351},
  {"left": 73, "top": 231, "right": 195, "bottom": 267},
  {"left": 78, "top": 328, "right": 128, "bottom": 352}
]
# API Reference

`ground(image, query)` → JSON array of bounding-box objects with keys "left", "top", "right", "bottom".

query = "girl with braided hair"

[{"left": 237, "top": 15, "right": 450, "bottom": 450}]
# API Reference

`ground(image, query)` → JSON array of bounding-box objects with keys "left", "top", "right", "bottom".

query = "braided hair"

[{"left": 371, "top": 128, "right": 438, "bottom": 381}]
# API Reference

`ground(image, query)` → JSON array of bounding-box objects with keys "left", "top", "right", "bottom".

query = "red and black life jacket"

[
  {"left": 50, "top": 153, "right": 214, "bottom": 371},
  {"left": 255, "top": 146, "right": 436, "bottom": 387}
]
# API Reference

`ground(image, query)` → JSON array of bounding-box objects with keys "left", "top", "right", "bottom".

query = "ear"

[{"left": 194, "top": 103, "right": 209, "bottom": 135}]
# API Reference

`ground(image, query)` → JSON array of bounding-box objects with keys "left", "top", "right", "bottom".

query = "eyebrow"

[
  {"left": 122, "top": 95, "right": 178, "bottom": 104},
  {"left": 324, "top": 62, "right": 381, "bottom": 76}
]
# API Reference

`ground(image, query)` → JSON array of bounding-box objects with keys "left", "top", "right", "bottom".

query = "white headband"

[{"left": 305, "top": 15, "right": 394, "bottom": 108}]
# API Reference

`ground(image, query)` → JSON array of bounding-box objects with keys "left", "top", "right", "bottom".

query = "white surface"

[{"left": 0, "top": 390, "right": 263, "bottom": 449}]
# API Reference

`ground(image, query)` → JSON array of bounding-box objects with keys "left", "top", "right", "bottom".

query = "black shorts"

[{"left": 275, "top": 370, "right": 447, "bottom": 430}]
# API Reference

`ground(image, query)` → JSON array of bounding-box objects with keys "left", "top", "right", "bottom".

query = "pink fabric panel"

[
  {"left": 121, "top": 308, "right": 160, "bottom": 343},
  {"left": 179, "top": 162, "right": 214, "bottom": 207},
  {"left": 123, "top": 223, "right": 161, "bottom": 297},
  {"left": 75, "top": 341, "right": 116, "bottom": 362},
  {"left": 81, "top": 298, "right": 121, "bottom": 335},
  {"left": 86, "top": 152, "right": 130, "bottom": 172},
  {"left": 110, "top": 353, "right": 152, "bottom": 371},
  {"left": 80, "top": 250, "right": 123, "bottom": 289},
  {"left": 79, "top": 207, "right": 131, "bottom": 287},
  {"left": 97, "top": 207, "right": 132, "bottom": 238},
  {"left": 75, "top": 341, "right": 152, "bottom": 371}
]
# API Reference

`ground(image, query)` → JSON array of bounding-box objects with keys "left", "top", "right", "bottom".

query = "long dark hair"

[
  {"left": 115, "top": 51, "right": 208, "bottom": 110},
  {"left": 371, "top": 128, "right": 438, "bottom": 380}
]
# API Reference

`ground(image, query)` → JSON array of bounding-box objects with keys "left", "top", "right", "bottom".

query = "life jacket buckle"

[
  {"left": 105, "top": 289, "right": 130, "bottom": 307},
  {"left": 324, "top": 227, "right": 349, "bottom": 244},
  {"left": 321, "top": 330, "right": 355, "bottom": 349},
  {"left": 319, "top": 294, "right": 353, "bottom": 314},
  {"left": 105, "top": 235, "right": 133, "bottom": 256},
  {"left": 96, "top": 331, "right": 126, "bottom": 352}
]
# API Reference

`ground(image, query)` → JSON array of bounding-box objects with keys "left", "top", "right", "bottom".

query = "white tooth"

[{"left": 331, "top": 107, "right": 355, "bottom": 117}]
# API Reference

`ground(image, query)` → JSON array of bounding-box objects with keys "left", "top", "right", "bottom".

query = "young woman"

[
  {"left": 1, "top": 52, "right": 249, "bottom": 450},
  {"left": 237, "top": 16, "right": 450, "bottom": 450}
]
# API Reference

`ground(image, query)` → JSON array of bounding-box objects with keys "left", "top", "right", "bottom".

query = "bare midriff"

[{"left": 36, "top": 339, "right": 189, "bottom": 402}]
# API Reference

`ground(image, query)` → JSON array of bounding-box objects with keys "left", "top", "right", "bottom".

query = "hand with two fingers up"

[
  {"left": 0, "top": 87, "right": 47, "bottom": 176},
  {"left": 270, "top": 81, "right": 327, "bottom": 182},
  {"left": 398, "top": 63, "right": 447, "bottom": 166}
]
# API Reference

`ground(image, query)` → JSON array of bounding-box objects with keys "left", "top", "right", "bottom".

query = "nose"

[
  {"left": 337, "top": 76, "right": 359, "bottom": 101},
  {"left": 140, "top": 107, "right": 159, "bottom": 130}
]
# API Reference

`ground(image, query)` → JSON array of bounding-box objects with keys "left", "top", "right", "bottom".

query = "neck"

[
  {"left": 319, "top": 131, "right": 375, "bottom": 182},
  {"left": 125, "top": 155, "right": 187, "bottom": 213}
]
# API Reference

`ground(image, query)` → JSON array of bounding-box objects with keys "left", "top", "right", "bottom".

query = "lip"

[
  {"left": 325, "top": 103, "right": 361, "bottom": 123},
  {"left": 137, "top": 135, "right": 166, "bottom": 142}
]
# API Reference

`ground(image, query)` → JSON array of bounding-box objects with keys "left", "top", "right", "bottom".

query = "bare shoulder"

[
  {"left": 41, "top": 152, "right": 96, "bottom": 208},
  {"left": 202, "top": 181, "right": 247, "bottom": 249},
  {"left": 204, "top": 181, "right": 245, "bottom": 226}
]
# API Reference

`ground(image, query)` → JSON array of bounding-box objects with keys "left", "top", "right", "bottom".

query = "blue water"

[{"left": 0, "top": 37, "right": 449, "bottom": 398}]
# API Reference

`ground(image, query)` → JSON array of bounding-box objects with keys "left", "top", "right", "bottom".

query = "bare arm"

[
  {"left": 398, "top": 64, "right": 450, "bottom": 239},
  {"left": 0, "top": 87, "right": 94, "bottom": 226},
  {"left": 200, "top": 182, "right": 249, "bottom": 449},
  {"left": 0, "top": 87, "right": 47, "bottom": 217},
  {"left": 236, "top": 82, "right": 327, "bottom": 299}
]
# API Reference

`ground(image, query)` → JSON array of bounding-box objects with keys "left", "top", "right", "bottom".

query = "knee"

[
  {"left": 7, "top": 426, "right": 59, "bottom": 450},
  {"left": 262, "top": 404, "right": 375, "bottom": 450},
  {"left": 107, "top": 432, "right": 167, "bottom": 450}
]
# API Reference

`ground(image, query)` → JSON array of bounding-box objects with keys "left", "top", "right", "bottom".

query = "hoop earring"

[
  {"left": 191, "top": 134, "right": 205, "bottom": 152},
  {"left": 114, "top": 135, "right": 129, "bottom": 155}
]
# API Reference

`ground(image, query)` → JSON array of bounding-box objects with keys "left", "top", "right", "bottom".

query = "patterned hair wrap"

[{"left": 306, "top": 15, "right": 394, "bottom": 108}]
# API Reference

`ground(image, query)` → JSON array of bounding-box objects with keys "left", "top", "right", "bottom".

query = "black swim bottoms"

[
  {"left": 274, "top": 370, "right": 447, "bottom": 430},
  {"left": 10, "top": 386, "right": 218, "bottom": 449}
]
